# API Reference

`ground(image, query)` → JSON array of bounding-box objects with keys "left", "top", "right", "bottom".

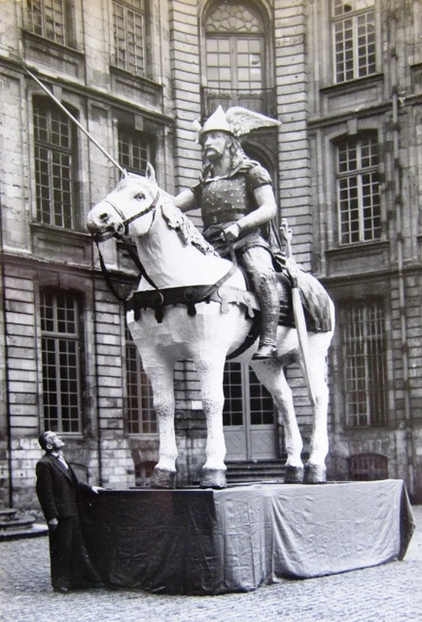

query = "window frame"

[
  {"left": 39, "top": 288, "right": 84, "bottom": 434},
  {"left": 112, "top": 0, "right": 146, "bottom": 77},
  {"left": 331, "top": 0, "right": 376, "bottom": 84},
  {"left": 118, "top": 125, "right": 155, "bottom": 175},
  {"left": 340, "top": 298, "right": 388, "bottom": 429},
  {"left": 201, "top": 0, "right": 274, "bottom": 116},
  {"left": 32, "top": 96, "right": 79, "bottom": 230},
  {"left": 26, "top": 0, "right": 76, "bottom": 47},
  {"left": 335, "top": 132, "right": 381, "bottom": 246},
  {"left": 223, "top": 362, "right": 275, "bottom": 428},
  {"left": 125, "top": 328, "right": 157, "bottom": 436}
]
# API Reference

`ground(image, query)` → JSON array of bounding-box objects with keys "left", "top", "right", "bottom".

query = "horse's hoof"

[
  {"left": 149, "top": 468, "right": 176, "bottom": 489},
  {"left": 200, "top": 468, "right": 227, "bottom": 489},
  {"left": 284, "top": 465, "right": 304, "bottom": 484},
  {"left": 304, "top": 463, "right": 327, "bottom": 484}
]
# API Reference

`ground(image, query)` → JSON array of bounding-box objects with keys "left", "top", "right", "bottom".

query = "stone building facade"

[{"left": 1, "top": 0, "right": 422, "bottom": 509}]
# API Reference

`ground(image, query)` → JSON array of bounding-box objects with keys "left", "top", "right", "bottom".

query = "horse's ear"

[{"left": 146, "top": 162, "right": 156, "bottom": 181}]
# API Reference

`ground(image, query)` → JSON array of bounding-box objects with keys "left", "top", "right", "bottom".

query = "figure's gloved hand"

[
  {"left": 221, "top": 223, "right": 241, "bottom": 242},
  {"left": 91, "top": 486, "right": 105, "bottom": 494},
  {"left": 48, "top": 518, "right": 58, "bottom": 531}
]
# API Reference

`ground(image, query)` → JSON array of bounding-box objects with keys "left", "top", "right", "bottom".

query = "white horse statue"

[{"left": 87, "top": 164, "right": 335, "bottom": 489}]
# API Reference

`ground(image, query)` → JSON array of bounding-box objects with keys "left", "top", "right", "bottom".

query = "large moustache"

[{"left": 204, "top": 144, "right": 225, "bottom": 158}]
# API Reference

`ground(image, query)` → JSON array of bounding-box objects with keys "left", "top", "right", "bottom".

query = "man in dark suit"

[{"left": 36, "top": 430, "right": 103, "bottom": 593}]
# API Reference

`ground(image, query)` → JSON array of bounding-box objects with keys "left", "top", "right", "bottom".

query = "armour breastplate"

[{"left": 201, "top": 176, "right": 249, "bottom": 228}]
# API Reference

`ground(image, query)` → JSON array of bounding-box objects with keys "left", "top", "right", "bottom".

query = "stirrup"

[{"left": 252, "top": 344, "right": 277, "bottom": 360}]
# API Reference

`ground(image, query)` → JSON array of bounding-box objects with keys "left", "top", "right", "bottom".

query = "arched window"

[
  {"left": 203, "top": 1, "right": 272, "bottom": 116},
  {"left": 348, "top": 453, "right": 388, "bottom": 480}
]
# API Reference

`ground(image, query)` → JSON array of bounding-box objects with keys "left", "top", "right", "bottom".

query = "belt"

[{"left": 205, "top": 212, "right": 244, "bottom": 226}]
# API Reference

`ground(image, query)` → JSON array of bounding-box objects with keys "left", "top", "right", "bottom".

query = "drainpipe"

[
  {"left": 0, "top": 186, "right": 13, "bottom": 507},
  {"left": 390, "top": 15, "right": 414, "bottom": 494}
]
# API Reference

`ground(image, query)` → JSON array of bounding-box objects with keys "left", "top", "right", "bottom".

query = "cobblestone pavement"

[{"left": 0, "top": 506, "right": 421, "bottom": 622}]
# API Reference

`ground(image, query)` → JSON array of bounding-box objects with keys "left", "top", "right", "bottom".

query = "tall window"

[
  {"left": 118, "top": 127, "right": 153, "bottom": 174},
  {"left": 332, "top": 0, "right": 376, "bottom": 83},
  {"left": 204, "top": 1, "right": 268, "bottom": 114},
  {"left": 125, "top": 329, "right": 157, "bottom": 434},
  {"left": 336, "top": 133, "right": 380, "bottom": 245},
  {"left": 341, "top": 300, "right": 387, "bottom": 428},
  {"left": 40, "top": 289, "right": 82, "bottom": 433},
  {"left": 33, "top": 97, "right": 76, "bottom": 229},
  {"left": 113, "top": 0, "right": 146, "bottom": 76},
  {"left": 27, "top": 0, "right": 71, "bottom": 46},
  {"left": 223, "top": 362, "right": 274, "bottom": 426}
]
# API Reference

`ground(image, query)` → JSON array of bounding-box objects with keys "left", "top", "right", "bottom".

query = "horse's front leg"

[
  {"left": 143, "top": 358, "right": 178, "bottom": 489},
  {"left": 194, "top": 357, "right": 227, "bottom": 489}
]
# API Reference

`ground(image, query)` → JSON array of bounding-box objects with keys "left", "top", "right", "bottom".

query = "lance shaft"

[{"left": 23, "top": 65, "right": 126, "bottom": 176}]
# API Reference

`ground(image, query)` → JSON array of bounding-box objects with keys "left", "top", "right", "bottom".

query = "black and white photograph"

[{"left": 0, "top": 1, "right": 421, "bottom": 620}]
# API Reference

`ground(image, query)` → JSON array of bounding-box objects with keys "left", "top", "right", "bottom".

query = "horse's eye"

[{"left": 134, "top": 192, "right": 145, "bottom": 200}]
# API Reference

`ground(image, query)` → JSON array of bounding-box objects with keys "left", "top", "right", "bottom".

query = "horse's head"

[{"left": 87, "top": 163, "right": 160, "bottom": 241}]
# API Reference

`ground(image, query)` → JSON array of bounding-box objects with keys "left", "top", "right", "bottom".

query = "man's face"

[
  {"left": 202, "top": 131, "right": 230, "bottom": 161},
  {"left": 45, "top": 432, "right": 65, "bottom": 451}
]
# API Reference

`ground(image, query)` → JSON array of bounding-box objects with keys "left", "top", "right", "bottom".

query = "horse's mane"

[
  {"left": 159, "top": 191, "right": 219, "bottom": 257},
  {"left": 119, "top": 173, "right": 219, "bottom": 257}
]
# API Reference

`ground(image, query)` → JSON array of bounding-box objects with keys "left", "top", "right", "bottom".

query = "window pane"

[
  {"left": 249, "top": 368, "right": 274, "bottom": 425},
  {"left": 223, "top": 363, "right": 243, "bottom": 426}
]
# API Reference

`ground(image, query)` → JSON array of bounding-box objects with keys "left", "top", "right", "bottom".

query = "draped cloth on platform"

[{"left": 78, "top": 480, "right": 414, "bottom": 595}]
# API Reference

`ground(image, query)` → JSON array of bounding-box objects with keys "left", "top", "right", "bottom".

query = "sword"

[{"left": 280, "top": 219, "right": 316, "bottom": 407}]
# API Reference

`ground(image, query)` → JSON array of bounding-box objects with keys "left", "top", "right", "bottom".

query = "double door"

[{"left": 223, "top": 362, "right": 278, "bottom": 461}]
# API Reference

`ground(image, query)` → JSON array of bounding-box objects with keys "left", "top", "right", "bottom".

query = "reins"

[{"left": 93, "top": 189, "right": 162, "bottom": 302}]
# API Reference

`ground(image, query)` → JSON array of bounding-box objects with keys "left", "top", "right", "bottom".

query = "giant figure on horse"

[{"left": 87, "top": 107, "right": 335, "bottom": 490}]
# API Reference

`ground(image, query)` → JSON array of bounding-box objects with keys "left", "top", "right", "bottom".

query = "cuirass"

[{"left": 201, "top": 176, "right": 249, "bottom": 227}]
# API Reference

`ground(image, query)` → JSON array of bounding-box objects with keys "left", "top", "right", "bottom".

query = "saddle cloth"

[{"left": 126, "top": 270, "right": 332, "bottom": 334}]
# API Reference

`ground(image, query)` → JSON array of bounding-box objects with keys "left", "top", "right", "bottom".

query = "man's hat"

[{"left": 193, "top": 105, "right": 281, "bottom": 141}]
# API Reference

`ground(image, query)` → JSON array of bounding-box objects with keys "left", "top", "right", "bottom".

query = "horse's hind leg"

[
  {"left": 302, "top": 351, "right": 329, "bottom": 484},
  {"left": 251, "top": 361, "right": 304, "bottom": 484}
]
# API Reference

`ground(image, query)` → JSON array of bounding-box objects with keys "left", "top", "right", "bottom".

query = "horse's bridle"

[
  {"left": 92, "top": 188, "right": 162, "bottom": 298},
  {"left": 93, "top": 189, "right": 160, "bottom": 242}
]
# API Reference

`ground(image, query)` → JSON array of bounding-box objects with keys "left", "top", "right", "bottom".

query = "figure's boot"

[{"left": 252, "top": 274, "right": 280, "bottom": 360}]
